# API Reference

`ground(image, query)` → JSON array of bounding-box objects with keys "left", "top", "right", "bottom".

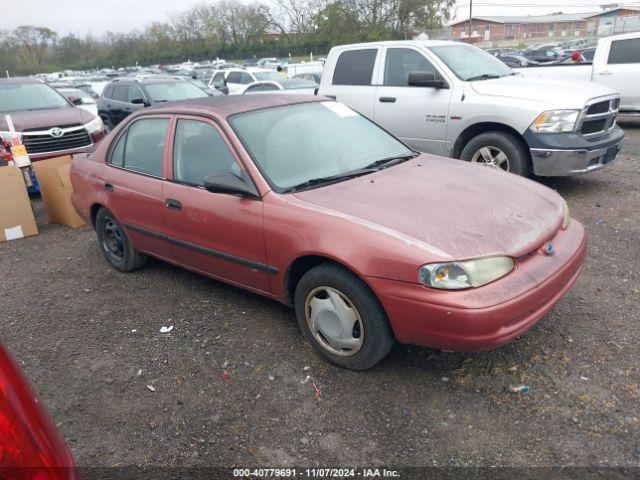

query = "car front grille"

[
  {"left": 580, "top": 97, "right": 619, "bottom": 137},
  {"left": 22, "top": 124, "right": 92, "bottom": 154}
]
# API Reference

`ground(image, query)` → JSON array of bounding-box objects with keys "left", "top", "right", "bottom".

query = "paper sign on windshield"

[{"left": 321, "top": 101, "right": 358, "bottom": 118}]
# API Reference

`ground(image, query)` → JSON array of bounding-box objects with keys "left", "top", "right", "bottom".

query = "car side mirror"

[
  {"left": 69, "top": 96, "right": 83, "bottom": 105},
  {"left": 408, "top": 71, "right": 448, "bottom": 89},
  {"left": 204, "top": 173, "right": 259, "bottom": 199},
  {"left": 131, "top": 98, "right": 147, "bottom": 105}
]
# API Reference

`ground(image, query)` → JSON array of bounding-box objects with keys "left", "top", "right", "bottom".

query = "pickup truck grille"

[
  {"left": 580, "top": 97, "right": 619, "bottom": 137},
  {"left": 22, "top": 124, "right": 92, "bottom": 154}
]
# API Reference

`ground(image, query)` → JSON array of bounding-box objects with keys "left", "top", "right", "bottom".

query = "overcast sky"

[{"left": 0, "top": 0, "right": 626, "bottom": 36}]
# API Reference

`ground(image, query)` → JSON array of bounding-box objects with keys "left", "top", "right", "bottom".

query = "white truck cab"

[
  {"left": 517, "top": 32, "right": 640, "bottom": 115},
  {"left": 318, "top": 40, "right": 624, "bottom": 177}
]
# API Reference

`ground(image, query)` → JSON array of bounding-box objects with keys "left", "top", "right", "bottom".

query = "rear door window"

[
  {"left": 226, "top": 72, "right": 243, "bottom": 83},
  {"left": 332, "top": 49, "right": 377, "bottom": 86},
  {"left": 608, "top": 38, "right": 640, "bottom": 64},
  {"left": 120, "top": 118, "right": 169, "bottom": 177}
]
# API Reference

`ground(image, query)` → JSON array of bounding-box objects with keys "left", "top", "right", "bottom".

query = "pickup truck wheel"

[
  {"left": 461, "top": 132, "right": 531, "bottom": 176},
  {"left": 294, "top": 263, "right": 395, "bottom": 370},
  {"left": 95, "top": 208, "right": 147, "bottom": 272}
]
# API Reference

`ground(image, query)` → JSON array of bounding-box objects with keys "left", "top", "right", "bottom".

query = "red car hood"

[
  {"left": 0, "top": 106, "right": 93, "bottom": 131},
  {"left": 294, "top": 155, "right": 564, "bottom": 261}
]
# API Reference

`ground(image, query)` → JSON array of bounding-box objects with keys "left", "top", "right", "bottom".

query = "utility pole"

[{"left": 468, "top": 0, "right": 473, "bottom": 40}]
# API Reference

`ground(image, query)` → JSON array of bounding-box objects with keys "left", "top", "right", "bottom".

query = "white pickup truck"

[
  {"left": 516, "top": 32, "right": 640, "bottom": 115},
  {"left": 318, "top": 40, "right": 624, "bottom": 177}
]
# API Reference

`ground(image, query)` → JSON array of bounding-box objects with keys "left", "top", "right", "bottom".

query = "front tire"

[
  {"left": 460, "top": 131, "right": 531, "bottom": 177},
  {"left": 294, "top": 263, "right": 395, "bottom": 370},
  {"left": 95, "top": 208, "right": 147, "bottom": 272}
]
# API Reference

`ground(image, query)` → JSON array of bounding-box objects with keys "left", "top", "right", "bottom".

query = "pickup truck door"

[
  {"left": 319, "top": 47, "right": 380, "bottom": 120},
  {"left": 374, "top": 46, "right": 453, "bottom": 156},
  {"left": 593, "top": 36, "right": 640, "bottom": 112}
]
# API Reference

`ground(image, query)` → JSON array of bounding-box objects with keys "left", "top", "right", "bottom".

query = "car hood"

[
  {"left": 293, "top": 155, "right": 564, "bottom": 261},
  {"left": 0, "top": 106, "right": 94, "bottom": 132},
  {"left": 470, "top": 75, "right": 617, "bottom": 107}
]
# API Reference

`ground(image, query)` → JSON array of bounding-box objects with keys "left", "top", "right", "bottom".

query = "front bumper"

[
  {"left": 366, "top": 220, "right": 587, "bottom": 351},
  {"left": 526, "top": 125, "right": 624, "bottom": 176}
]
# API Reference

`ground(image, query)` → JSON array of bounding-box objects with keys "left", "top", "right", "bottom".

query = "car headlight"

[
  {"left": 419, "top": 256, "right": 515, "bottom": 290},
  {"left": 562, "top": 200, "right": 570, "bottom": 230},
  {"left": 84, "top": 116, "right": 104, "bottom": 134},
  {"left": 530, "top": 110, "right": 580, "bottom": 134}
]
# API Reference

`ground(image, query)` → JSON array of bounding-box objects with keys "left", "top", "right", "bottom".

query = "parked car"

[
  {"left": 497, "top": 54, "right": 537, "bottom": 68},
  {"left": 240, "top": 78, "right": 318, "bottom": 95},
  {"left": 318, "top": 40, "right": 624, "bottom": 177},
  {"left": 98, "top": 77, "right": 209, "bottom": 128},
  {"left": 293, "top": 72, "right": 323, "bottom": 83},
  {"left": 71, "top": 95, "right": 586, "bottom": 370},
  {"left": 212, "top": 68, "right": 285, "bottom": 94},
  {"left": 0, "top": 342, "right": 79, "bottom": 478},
  {"left": 57, "top": 87, "right": 99, "bottom": 116},
  {"left": 0, "top": 77, "right": 106, "bottom": 161},
  {"left": 522, "top": 45, "right": 568, "bottom": 63},
  {"left": 516, "top": 32, "right": 640, "bottom": 115}
]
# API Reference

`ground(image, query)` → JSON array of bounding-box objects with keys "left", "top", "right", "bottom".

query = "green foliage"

[{"left": 0, "top": 0, "right": 453, "bottom": 75}]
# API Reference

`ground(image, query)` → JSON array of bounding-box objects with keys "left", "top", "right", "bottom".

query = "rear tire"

[
  {"left": 95, "top": 208, "right": 147, "bottom": 272},
  {"left": 460, "top": 131, "right": 531, "bottom": 177},
  {"left": 294, "top": 263, "right": 395, "bottom": 370}
]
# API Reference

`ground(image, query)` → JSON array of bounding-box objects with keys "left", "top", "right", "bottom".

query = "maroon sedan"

[{"left": 70, "top": 96, "right": 586, "bottom": 370}]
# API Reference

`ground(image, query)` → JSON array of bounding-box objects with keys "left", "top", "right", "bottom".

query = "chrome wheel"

[
  {"left": 102, "top": 216, "right": 124, "bottom": 261},
  {"left": 471, "top": 146, "right": 510, "bottom": 171},
  {"left": 304, "top": 286, "right": 364, "bottom": 357}
]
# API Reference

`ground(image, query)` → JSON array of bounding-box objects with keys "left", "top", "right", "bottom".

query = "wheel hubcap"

[
  {"left": 304, "top": 286, "right": 364, "bottom": 357},
  {"left": 471, "top": 146, "right": 510, "bottom": 171},
  {"left": 102, "top": 217, "right": 124, "bottom": 261}
]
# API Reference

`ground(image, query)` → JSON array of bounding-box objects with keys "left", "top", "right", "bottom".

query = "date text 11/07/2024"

[{"left": 232, "top": 468, "right": 400, "bottom": 478}]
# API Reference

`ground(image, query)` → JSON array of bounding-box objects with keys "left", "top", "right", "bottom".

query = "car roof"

[
  {"left": 141, "top": 94, "right": 324, "bottom": 120},
  {"left": 0, "top": 77, "right": 44, "bottom": 85},
  {"left": 108, "top": 76, "right": 185, "bottom": 85},
  {"left": 329, "top": 39, "right": 461, "bottom": 51}
]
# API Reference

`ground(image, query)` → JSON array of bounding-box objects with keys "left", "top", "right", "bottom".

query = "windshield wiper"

[
  {"left": 467, "top": 74, "right": 502, "bottom": 81},
  {"left": 282, "top": 168, "right": 378, "bottom": 193},
  {"left": 282, "top": 152, "right": 419, "bottom": 193},
  {"left": 362, "top": 152, "right": 419, "bottom": 170}
]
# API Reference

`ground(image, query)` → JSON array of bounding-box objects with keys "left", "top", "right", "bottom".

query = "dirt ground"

[{"left": 1, "top": 120, "right": 639, "bottom": 471}]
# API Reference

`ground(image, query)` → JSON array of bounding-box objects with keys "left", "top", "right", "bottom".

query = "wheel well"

[
  {"left": 285, "top": 255, "right": 350, "bottom": 306},
  {"left": 90, "top": 203, "right": 103, "bottom": 227},
  {"left": 451, "top": 122, "right": 530, "bottom": 160}
]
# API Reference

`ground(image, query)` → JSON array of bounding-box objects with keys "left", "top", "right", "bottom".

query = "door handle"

[
  {"left": 598, "top": 71, "right": 612, "bottom": 76},
  {"left": 104, "top": 183, "right": 114, "bottom": 192},
  {"left": 379, "top": 97, "right": 396, "bottom": 103},
  {"left": 325, "top": 95, "right": 337, "bottom": 100},
  {"left": 165, "top": 199, "right": 182, "bottom": 211}
]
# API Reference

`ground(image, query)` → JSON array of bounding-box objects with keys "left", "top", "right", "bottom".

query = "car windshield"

[
  {"left": 0, "top": 82, "right": 69, "bottom": 112},
  {"left": 230, "top": 101, "right": 415, "bottom": 192},
  {"left": 253, "top": 72, "right": 282, "bottom": 81},
  {"left": 145, "top": 82, "right": 208, "bottom": 102},
  {"left": 430, "top": 44, "right": 513, "bottom": 81}
]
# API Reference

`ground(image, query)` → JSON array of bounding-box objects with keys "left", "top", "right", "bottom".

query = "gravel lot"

[{"left": 1, "top": 120, "right": 639, "bottom": 470}]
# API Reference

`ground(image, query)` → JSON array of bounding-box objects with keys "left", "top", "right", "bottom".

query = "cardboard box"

[
  {"left": 0, "top": 166, "right": 38, "bottom": 241},
  {"left": 32, "top": 155, "right": 86, "bottom": 229}
]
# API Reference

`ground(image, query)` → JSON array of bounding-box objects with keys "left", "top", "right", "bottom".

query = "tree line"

[{"left": 0, "top": 0, "right": 454, "bottom": 75}]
